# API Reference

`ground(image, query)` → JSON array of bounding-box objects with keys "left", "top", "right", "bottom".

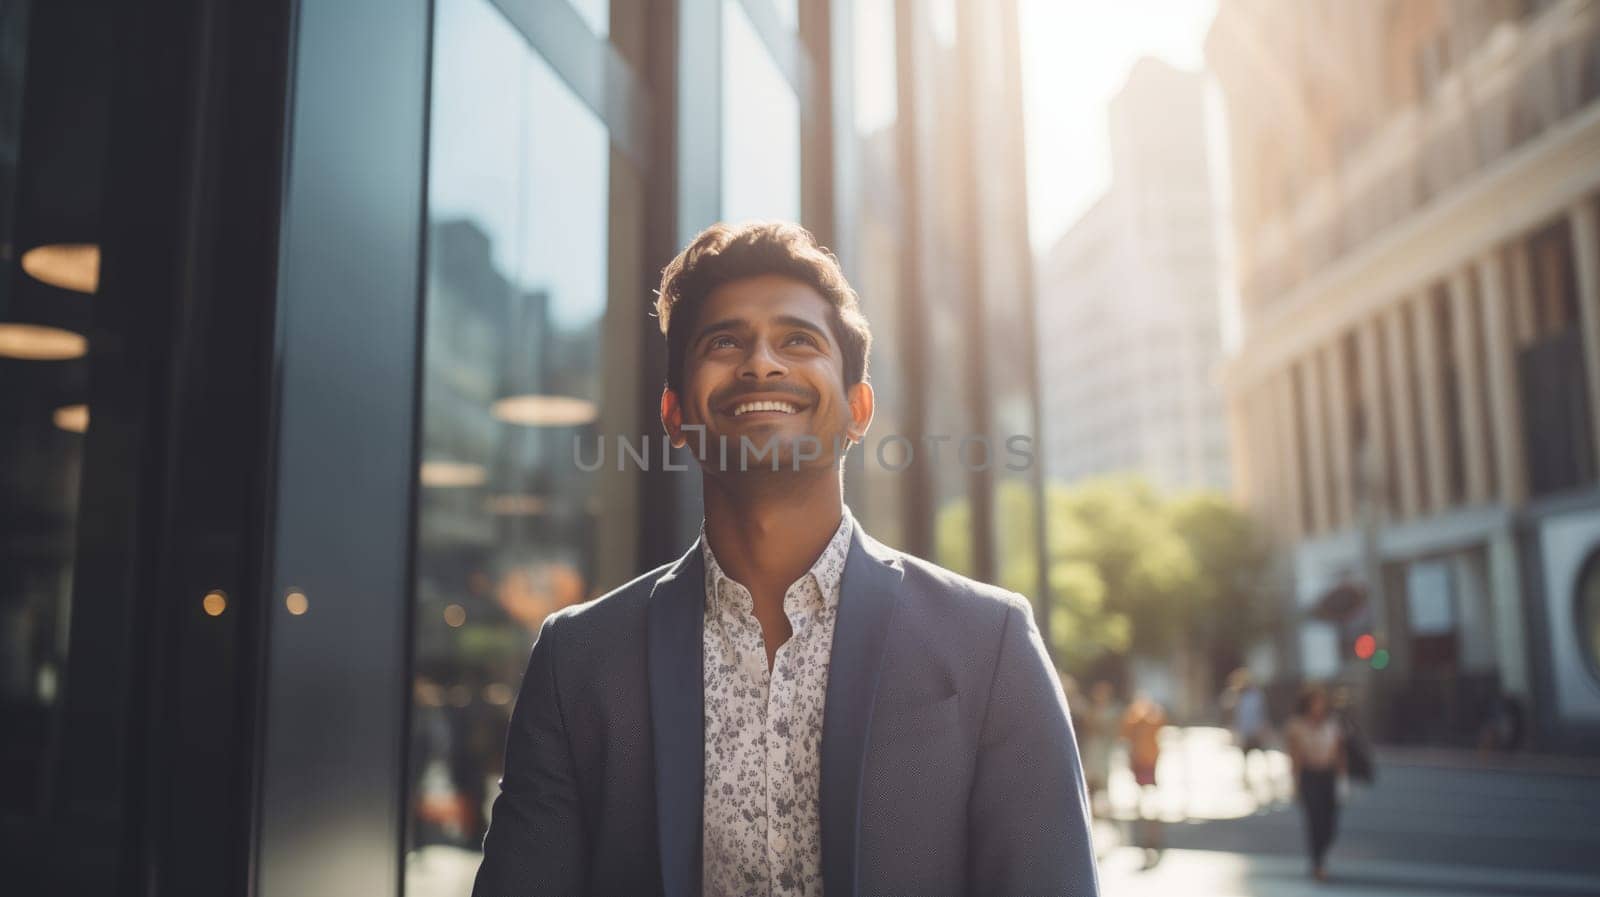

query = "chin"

[{"left": 709, "top": 430, "right": 840, "bottom": 473}]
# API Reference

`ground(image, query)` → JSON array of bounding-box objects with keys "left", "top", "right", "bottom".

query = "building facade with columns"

[{"left": 1208, "top": 0, "right": 1600, "bottom": 750}]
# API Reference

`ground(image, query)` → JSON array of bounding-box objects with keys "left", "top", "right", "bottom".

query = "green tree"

[
  {"left": 934, "top": 475, "right": 1276, "bottom": 678},
  {"left": 1166, "top": 491, "right": 1278, "bottom": 670},
  {"left": 935, "top": 478, "right": 1047, "bottom": 598}
]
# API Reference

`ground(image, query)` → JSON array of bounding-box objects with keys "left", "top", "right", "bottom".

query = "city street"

[
  {"left": 410, "top": 726, "right": 1600, "bottom": 897},
  {"left": 1097, "top": 847, "right": 1600, "bottom": 897},
  {"left": 1096, "top": 728, "right": 1600, "bottom": 896}
]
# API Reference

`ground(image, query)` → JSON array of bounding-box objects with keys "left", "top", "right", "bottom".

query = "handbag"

[{"left": 1341, "top": 714, "right": 1376, "bottom": 784}]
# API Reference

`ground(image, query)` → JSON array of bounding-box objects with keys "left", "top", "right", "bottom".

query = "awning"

[{"left": 1308, "top": 581, "right": 1367, "bottom": 622}]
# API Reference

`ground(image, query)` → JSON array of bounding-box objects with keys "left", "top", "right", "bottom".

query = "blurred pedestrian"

[
  {"left": 1286, "top": 684, "right": 1345, "bottom": 881},
  {"left": 1221, "top": 668, "right": 1270, "bottom": 792},
  {"left": 1079, "top": 681, "right": 1121, "bottom": 816},
  {"left": 1120, "top": 694, "right": 1167, "bottom": 869},
  {"left": 1477, "top": 692, "right": 1526, "bottom": 754},
  {"left": 1331, "top": 684, "right": 1375, "bottom": 785}
]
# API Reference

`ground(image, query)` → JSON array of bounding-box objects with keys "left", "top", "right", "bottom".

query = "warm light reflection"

[
  {"left": 442, "top": 603, "right": 467, "bottom": 627},
  {"left": 482, "top": 682, "right": 513, "bottom": 706},
  {"left": 485, "top": 493, "right": 546, "bottom": 516},
  {"left": 490, "top": 394, "right": 599, "bottom": 426},
  {"left": 419, "top": 460, "right": 487, "bottom": 488},
  {"left": 285, "top": 590, "right": 309, "bottom": 615},
  {"left": 202, "top": 590, "right": 228, "bottom": 616},
  {"left": 0, "top": 323, "right": 87, "bottom": 360},
  {"left": 21, "top": 243, "right": 100, "bottom": 293},
  {"left": 414, "top": 680, "right": 445, "bottom": 707},
  {"left": 494, "top": 563, "right": 586, "bottom": 630},
  {"left": 53, "top": 404, "right": 89, "bottom": 433}
]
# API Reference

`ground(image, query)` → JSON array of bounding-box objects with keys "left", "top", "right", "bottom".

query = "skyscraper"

[{"left": 1037, "top": 58, "right": 1230, "bottom": 493}]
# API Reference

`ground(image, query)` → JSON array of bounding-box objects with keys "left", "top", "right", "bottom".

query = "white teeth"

[{"left": 732, "top": 400, "right": 799, "bottom": 416}]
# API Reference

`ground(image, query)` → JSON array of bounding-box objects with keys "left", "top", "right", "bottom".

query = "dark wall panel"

[{"left": 254, "top": 1, "right": 431, "bottom": 894}]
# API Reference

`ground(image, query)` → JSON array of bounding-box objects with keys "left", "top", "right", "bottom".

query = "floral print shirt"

[{"left": 699, "top": 508, "right": 854, "bottom": 897}]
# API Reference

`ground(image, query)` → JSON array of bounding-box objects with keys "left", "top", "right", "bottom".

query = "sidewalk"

[
  {"left": 1375, "top": 744, "right": 1600, "bottom": 778},
  {"left": 1097, "top": 846, "right": 1600, "bottom": 897}
]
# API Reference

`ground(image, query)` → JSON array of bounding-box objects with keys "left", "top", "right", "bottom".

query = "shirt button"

[{"left": 771, "top": 830, "right": 789, "bottom": 854}]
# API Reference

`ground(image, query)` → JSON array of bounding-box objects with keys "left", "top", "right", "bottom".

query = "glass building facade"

[{"left": 0, "top": 0, "right": 1041, "bottom": 892}]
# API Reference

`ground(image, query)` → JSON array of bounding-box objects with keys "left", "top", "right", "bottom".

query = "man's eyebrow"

[
  {"left": 692, "top": 314, "right": 831, "bottom": 345},
  {"left": 692, "top": 317, "right": 746, "bottom": 346},
  {"left": 773, "top": 315, "right": 831, "bottom": 343}
]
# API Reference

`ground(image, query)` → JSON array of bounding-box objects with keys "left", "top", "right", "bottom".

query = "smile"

[{"left": 730, "top": 400, "right": 801, "bottom": 416}]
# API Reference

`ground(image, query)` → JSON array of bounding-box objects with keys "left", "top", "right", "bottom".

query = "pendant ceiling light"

[
  {"left": 490, "top": 394, "right": 599, "bottom": 427},
  {"left": 2, "top": 1, "right": 108, "bottom": 373},
  {"left": 0, "top": 322, "right": 86, "bottom": 360},
  {"left": 53, "top": 402, "right": 88, "bottom": 433},
  {"left": 21, "top": 243, "right": 99, "bottom": 293},
  {"left": 420, "top": 460, "right": 488, "bottom": 488}
]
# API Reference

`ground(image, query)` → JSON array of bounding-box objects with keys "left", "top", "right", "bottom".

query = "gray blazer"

[{"left": 472, "top": 524, "right": 1100, "bottom": 897}]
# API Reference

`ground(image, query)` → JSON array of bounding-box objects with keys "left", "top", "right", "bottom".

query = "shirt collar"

[{"left": 699, "top": 505, "right": 855, "bottom": 614}]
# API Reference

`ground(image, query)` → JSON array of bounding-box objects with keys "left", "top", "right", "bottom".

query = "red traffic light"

[{"left": 1354, "top": 633, "right": 1377, "bottom": 660}]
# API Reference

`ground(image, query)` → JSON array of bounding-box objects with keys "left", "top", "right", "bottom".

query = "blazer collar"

[
  {"left": 647, "top": 540, "right": 706, "bottom": 897},
  {"left": 820, "top": 525, "right": 904, "bottom": 897},
  {"left": 646, "top": 523, "right": 905, "bottom": 897}
]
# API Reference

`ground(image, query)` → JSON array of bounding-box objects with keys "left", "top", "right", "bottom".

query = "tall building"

[
  {"left": 0, "top": 0, "right": 1044, "bottom": 891},
  {"left": 1036, "top": 59, "right": 1230, "bottom": 492},
  {"left": 1209, "top": 0, "right": 1600, "bottom": 751}
]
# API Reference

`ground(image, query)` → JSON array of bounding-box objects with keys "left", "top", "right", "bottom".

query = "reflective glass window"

[
  {"left": 1581, "top": 550, "right": 1600, "bottom": 685},
  {"left": 406, "top": 0, "right": 615, "bottom": 891},
  {"left": 773, "top": 0, "right": 798, "bottom": 31},
  {"left": 0, "top": 0, "right": 86, "bottom": 821},
  {"left": 921, "top": 8, "right": 976, "bottom": 576},
  {"left": 721, "top": 0, "right": 800, "bottom": 224},
  {"left": 844, "top": 0, "right": 906, "bottom": 551},
  {"left": 567, "top": 0, "right": 608, "bottom": 37}
]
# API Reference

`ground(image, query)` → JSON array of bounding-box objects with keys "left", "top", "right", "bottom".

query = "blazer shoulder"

[{"left": 887, "top": 546, "right": 1030, "bottom": 622}]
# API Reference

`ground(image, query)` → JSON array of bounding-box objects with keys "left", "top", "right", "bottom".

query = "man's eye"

[
  {"left": 708, "top": 335, "right": 737, "bottom": 349},
  {"left": 785, "top": 333, "right": 817, "bottom": 347}
]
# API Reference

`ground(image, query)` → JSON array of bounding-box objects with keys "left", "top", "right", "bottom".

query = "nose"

[{"left": 738, "top": 339, "right": 788, "bottom": 380}]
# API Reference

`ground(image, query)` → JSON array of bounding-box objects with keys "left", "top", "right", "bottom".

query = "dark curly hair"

[{"left": 654, "top": 221, "right": 871, "bottom": 392}]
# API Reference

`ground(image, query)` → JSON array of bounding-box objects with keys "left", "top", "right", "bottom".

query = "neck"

[{"left": 700, "top": 469, "right": 845, "bottom": 601}]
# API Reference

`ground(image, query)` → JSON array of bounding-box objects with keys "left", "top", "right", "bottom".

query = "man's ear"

[
  {"left": 660, "top": 386, "right": 685, "bottom": 448},
  {"left": 845, "top": 380, "right": 875, "bottom": 444}
]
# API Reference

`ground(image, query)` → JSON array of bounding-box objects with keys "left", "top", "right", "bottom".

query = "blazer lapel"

[
  {"left": 648, "top": 541, "right": 706, "bottom": 897},
  {"left": 820, "top": 527, "right": 905, "bottom": 897}
]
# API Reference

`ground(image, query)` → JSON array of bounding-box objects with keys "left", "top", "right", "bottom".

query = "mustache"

[{"left": 713, "top": 382, "right": 816, "bottom": 408}]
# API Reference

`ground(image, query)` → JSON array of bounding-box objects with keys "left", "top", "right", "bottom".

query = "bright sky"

[{"left": 1019, "top": 0, "right": 1219, "bottom": 253}]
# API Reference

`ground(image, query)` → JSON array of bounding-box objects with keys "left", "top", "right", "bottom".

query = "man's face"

[{"left": 661, "top": 274, "right": 872, "bottom": 474}]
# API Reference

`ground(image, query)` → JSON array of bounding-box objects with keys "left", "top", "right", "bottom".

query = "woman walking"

[
  {"left": 1285, "top": 684, "right": 1346, "bottom": 881},
  {"left": 1120, "top": 694, "right": 1167, "bottom": 869}
]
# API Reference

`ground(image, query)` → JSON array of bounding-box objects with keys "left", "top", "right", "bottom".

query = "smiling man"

[{"left": 472, "top": 222, "right": 1099, "bottom": 897}]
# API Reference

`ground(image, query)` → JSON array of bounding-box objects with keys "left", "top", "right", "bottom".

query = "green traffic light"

[{"left": 1370, "top": 648, "right": 1391, "bottom": 671}]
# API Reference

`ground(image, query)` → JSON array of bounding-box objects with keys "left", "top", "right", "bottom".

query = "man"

[{"left": 472, "top": 222, "right": 1099, "bottom": 897}]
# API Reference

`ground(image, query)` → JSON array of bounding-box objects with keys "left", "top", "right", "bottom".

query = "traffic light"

[
  {"left": 1354, "top": 633, "right": 1376, "bottom": 660},
  {"left": 1354, "top": 633, "right": 1389, "bottom": 670}
]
